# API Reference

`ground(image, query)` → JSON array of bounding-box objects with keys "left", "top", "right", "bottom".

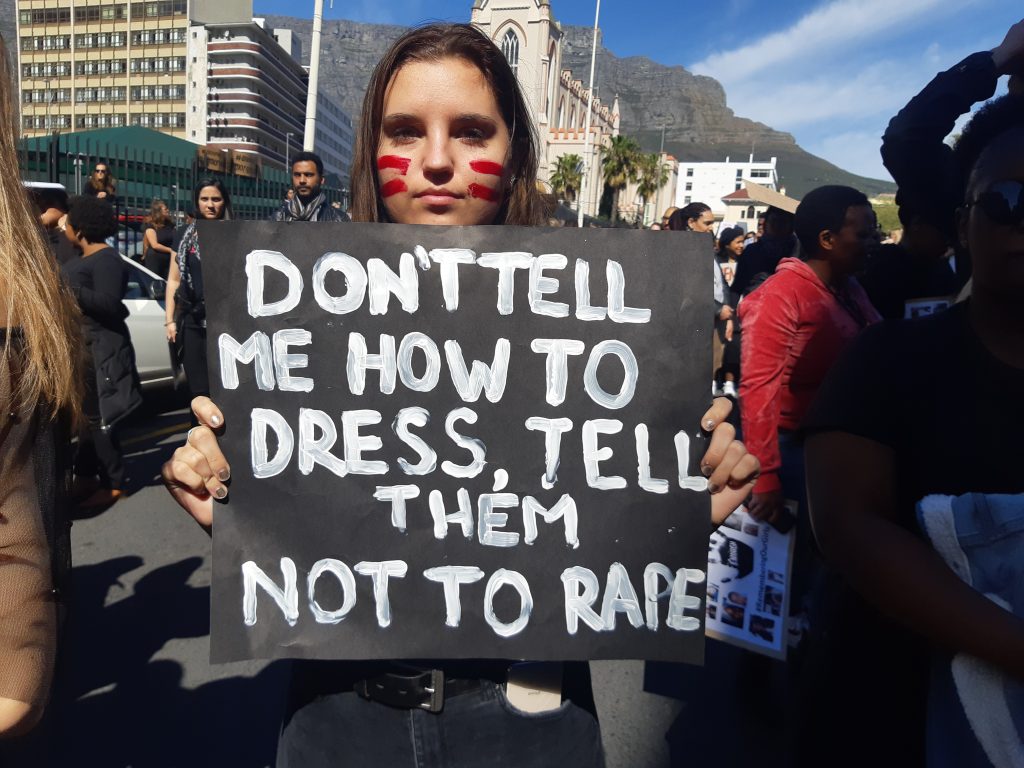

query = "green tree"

[
  {"left": 550, "top": 153, "right": 583, "bottom": 204},
  {"left": 599, "top": 135, "right": 641, "bottom": 224},
  {"left": 635, "top": 153, "right": 670, "bottom": 223}
]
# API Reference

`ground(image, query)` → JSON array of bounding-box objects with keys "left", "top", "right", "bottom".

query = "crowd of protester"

[{"left": 2, "top": 14, "right": 1023, "bottom": 768}]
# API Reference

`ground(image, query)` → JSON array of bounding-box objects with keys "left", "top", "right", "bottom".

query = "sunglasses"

[{"left": 969, "top": 180, "right": 1024, "bottom": 226}]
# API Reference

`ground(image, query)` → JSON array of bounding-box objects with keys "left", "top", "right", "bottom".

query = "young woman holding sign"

[{"left": 161, "top": 23, "right": 759, "bottom": 767}]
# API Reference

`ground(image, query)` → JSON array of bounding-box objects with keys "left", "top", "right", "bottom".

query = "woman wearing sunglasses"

[
  {"left": 801, "top": 78, "right": 1024, "bottom": 768},
  {"left": 161, "top": 23, "right": 759, "bottom": 767}
]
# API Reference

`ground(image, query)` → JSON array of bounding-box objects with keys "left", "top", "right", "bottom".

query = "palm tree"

[
  {"left": 550, "top": 154, "right": 583, "bottom": 204},
  {"left": 599, "top": 135, "right": 641, "bottom": 224},
  {"left": 635, "top": 153, "right": 670, "bottom": 225}
]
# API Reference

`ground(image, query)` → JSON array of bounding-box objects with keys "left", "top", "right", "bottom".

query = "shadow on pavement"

[{"left": 2, "top": 556, "right": 290, "bottom": 767}]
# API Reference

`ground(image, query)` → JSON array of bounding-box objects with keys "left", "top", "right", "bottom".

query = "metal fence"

[{"left": 19, "top": 132, "right": 346, "bottom": 256}]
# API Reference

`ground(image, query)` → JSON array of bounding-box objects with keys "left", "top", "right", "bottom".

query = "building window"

[
  {"left": 20, "top": 7, "right": 72, "bottom": 24},
  {"left": 684, "top": 196, "right": 691, "bottom": 205},
  {"left": 750, "top": 169, "right": 770, "bottom": 179},
  {"left": 500, "top": 29, "right": 520, "bottom": 74},
  {"left": 74, "top": 4, "right": 126, "bottom": 21},
  {"left": 130, "top": 0, "right": 187, "bottom": 18},
  {"left": 685, "top": 182, "right": 692, "bottom": 191},
  {"left": 747, "top": 205, "right": 756, "bottom": 219},
  {"left": 735, "top": 183, "right": 742, "bottom": 191},
  {"left": 736, "top": 168, "right": 743, "bottom": 178}
]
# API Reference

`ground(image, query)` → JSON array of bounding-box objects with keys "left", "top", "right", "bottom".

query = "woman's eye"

[
  {"left": 388, "top": 126, "right": 420, "bottom": 143},
  {"left": 459, "top": 127, "right": 487, "bottom": 143}
]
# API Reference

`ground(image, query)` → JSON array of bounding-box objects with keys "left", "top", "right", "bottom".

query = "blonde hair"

[{"left": 0, "top": 35, "right": 83, "bottom": 420}]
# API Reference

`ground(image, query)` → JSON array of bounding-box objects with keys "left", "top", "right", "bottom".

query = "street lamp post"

[
  {"left": 285, "top": 131, "right": 295, "bottom": 171},
  {"left": 577, "top": 0, "right": 601, "bottom": 228}
]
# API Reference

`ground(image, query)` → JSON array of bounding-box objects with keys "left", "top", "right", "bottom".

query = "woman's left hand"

[{"left": 699, "top": 398, "right": 759, "bottom": 525}]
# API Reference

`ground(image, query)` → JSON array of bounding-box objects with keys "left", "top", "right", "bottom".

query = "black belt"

[{"left": 354, "top": 669, "right": 484, "bottom": 713}]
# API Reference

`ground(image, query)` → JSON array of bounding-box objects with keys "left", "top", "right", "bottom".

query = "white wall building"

[
  {"left": 471, "top": 0, "right": 620, "bottom": 219},
  {"left": 184, "top": 13, "right": 353, "bottom": 181},
  {"left": 675, "top": 155, "right": 779, "bottom": 230}
]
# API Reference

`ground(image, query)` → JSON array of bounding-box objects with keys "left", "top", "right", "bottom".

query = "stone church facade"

[{"left": 471, "top": 0, "right": 620, "bottom": 219}]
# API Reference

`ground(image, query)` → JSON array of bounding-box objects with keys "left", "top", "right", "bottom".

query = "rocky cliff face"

[{"left": 1, "top": 0, "right": 17, "bottom": 76}]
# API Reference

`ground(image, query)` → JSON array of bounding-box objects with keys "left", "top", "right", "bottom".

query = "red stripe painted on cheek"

[
  {"left": 377, "top": 155, "right": 411, "bottom": 174},
  {"left": 381, "top": 179, "right": 407, "bottom": 198},
  {"left": 467, "top": 183, "right": 497, "bottom": 202},
  {"left": 469, "top": 160, "right": 504, "bottom": 176}
]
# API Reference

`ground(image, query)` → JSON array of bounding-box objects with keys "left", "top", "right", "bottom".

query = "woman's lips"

[{"left": 416, "top": 188, "right": 461, "bottom": 206}]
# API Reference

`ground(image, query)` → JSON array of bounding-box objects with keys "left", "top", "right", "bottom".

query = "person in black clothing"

[
  {"left": 880, "top": 19, "right": 1024, "bottom": 286},
  {"left": 27, "top": 185, "right": 78, "bottom": 266},
  {"left": 715, "top": 226, "right": 744, "bottom": 397},
  {"left": 802, "top": 58, "right": 1024, "bottom": 765},
  {"left": 272, "top": 151, "right": 349, "bottom": 222},
  {"left": 142, "top": 198, "right": 176, "bottom": 277},
  {"left": 83, "top": 162, "right": 116, "bottom": 201},
  {"left": 62, "top": 195, "right": 142, "bottom": 508},
  {"left": 858, "top": 200, "right": 960, "bottom": 320},
  {"left": 165, "top": 179, "right": 231, "bottom": 402},
  {"left": 730, "top": 206, "right": 797, "bottom": 299}
]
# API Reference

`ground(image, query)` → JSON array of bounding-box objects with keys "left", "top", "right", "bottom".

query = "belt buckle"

[{"left": 419, "top": 669, "right": 445, "bottom": 713}]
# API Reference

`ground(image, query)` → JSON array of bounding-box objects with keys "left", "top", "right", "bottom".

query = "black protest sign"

[{"left": 201, "top": 221, "right": 713, "bottom": 664}]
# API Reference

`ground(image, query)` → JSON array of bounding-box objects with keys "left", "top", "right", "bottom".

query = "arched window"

[
  {"left": 747, "top": 205, "right": 755, "bottom": 219},
  {"left": 569, "top": 104, "right": 576, "bottom": 129},
  {"left": 501, "top": 29, "right": 519, "bottom": 75},
  {"left": 557, "top": 97, "right": 565, "bottom": 129}
]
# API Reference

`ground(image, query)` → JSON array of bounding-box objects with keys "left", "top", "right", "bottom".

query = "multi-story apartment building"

[
  {"left": 18, "top": 0, "right": 190, "bottom": 135},
  {"left": 16, "top": 0, "right": 353, "bottom": 181},
  {"left": 675, "top": 155, "right": 781, "bottom": 230}
]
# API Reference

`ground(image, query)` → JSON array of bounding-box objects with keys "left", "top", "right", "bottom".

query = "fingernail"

[
  {"left": 707, "top": 481, "right": 720, "bottom": 494},
  {"left": 703, "top": 418, "right": 715, "bottom": 431},
  {"left": 214, "top": 486, "right": 227, "bottom": 499},
  {"left": 700, "top": 463, "right": 713, "bottom": 477},
  {"left": 210, "top": 414, "right": 221, "bottom": 426},
  {"left": 217, "top": 469, "right": 230, "bottom": 482}
]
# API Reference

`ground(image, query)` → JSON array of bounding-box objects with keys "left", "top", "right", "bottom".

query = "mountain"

[
  {"left": 557, "top": 26, "right": 894, "bottom": 197},
  {"left": 1, "top": 0, "right": 16, "bottom": 76},
  {"left": 265, "top": 15, "right": 894, "bottom": 198}
]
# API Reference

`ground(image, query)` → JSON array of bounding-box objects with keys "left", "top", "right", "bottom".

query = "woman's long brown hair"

[
  {"left": 0, "top": 35, "right": 83, "bottom": 421},
  {"left": 144, "top": 198, "right": 172, "bottom": 229},
  {"left": 349, "top": 23, "right": 544, "bottom": 226}
]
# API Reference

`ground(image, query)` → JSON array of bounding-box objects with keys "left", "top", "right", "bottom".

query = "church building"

[{"left": 471, "top": 0, "right": 620, "bottom": 219}]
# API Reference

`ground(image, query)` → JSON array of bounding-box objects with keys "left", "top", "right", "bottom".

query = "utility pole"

[
  {"left": 303, "top": 0, "right": 326, "bottom": 151},
  {"left": 659, "top": 124, "right": 666, "bottom": 155},
  {"left": 577, "top": 0, "right": 601, "bottom": 228}
]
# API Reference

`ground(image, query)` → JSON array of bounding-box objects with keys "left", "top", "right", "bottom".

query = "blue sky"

[{"left": 253, "top": 0, "right": 1021, "bottom": 181}]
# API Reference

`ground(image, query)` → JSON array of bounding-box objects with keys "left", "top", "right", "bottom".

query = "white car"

[{"left": 122, "top": 256, "right": 177, "bottom": 390}]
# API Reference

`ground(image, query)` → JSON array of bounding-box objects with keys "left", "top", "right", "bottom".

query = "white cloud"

[
  {"left": 691, "top": 0, "right": 970, "bottom": 83},
  {"left": 687, "top": 0, "right": 1004, "bottom": 180}
]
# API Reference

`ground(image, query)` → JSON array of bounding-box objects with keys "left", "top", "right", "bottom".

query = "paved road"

[{"left": 3, "top": 392, "right": 785, "bottom": 768}]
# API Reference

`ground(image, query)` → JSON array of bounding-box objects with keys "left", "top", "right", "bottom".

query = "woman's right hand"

[
  {"left": 165, "top": 320, "right": 177, "bottom": 343},
  {"left": 161, "top": 397, "right": 229, "bottom": 533}
]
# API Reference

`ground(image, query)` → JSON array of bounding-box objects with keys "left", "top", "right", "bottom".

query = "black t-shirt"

[
  {"left": 858, "top": 243, "right": 961, "bottom": 321},
  {"left": 805, "top": 300, "right": 1024, "bottom": 520},
  {"left": 798, "top": 301, "right": 1024, "bottom": 762}
]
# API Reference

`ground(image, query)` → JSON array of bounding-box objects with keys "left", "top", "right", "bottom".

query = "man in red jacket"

[{"left": 739, "top": 185, "right": 881, "bottom": 526}]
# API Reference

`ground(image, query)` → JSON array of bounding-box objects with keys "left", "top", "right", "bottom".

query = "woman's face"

[
  {"left": 196, "top": 186, "right": 226, "bottom": 220},
  {"left": 376, "top": 57, "right": 511, "bottom": 226},
  {"left": 961, "top": 128, "right": 1024, "bottom": 297},
  {"left": 689, "top": 211, "right": 716, "bottom": 233},
  {"left": 726, "top": 235, "right": 744, "bottom": 257}
]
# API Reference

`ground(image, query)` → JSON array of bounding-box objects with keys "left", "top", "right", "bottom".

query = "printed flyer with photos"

[{"left": 704, "top": 503, "right": 796, "bottom": 660}]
